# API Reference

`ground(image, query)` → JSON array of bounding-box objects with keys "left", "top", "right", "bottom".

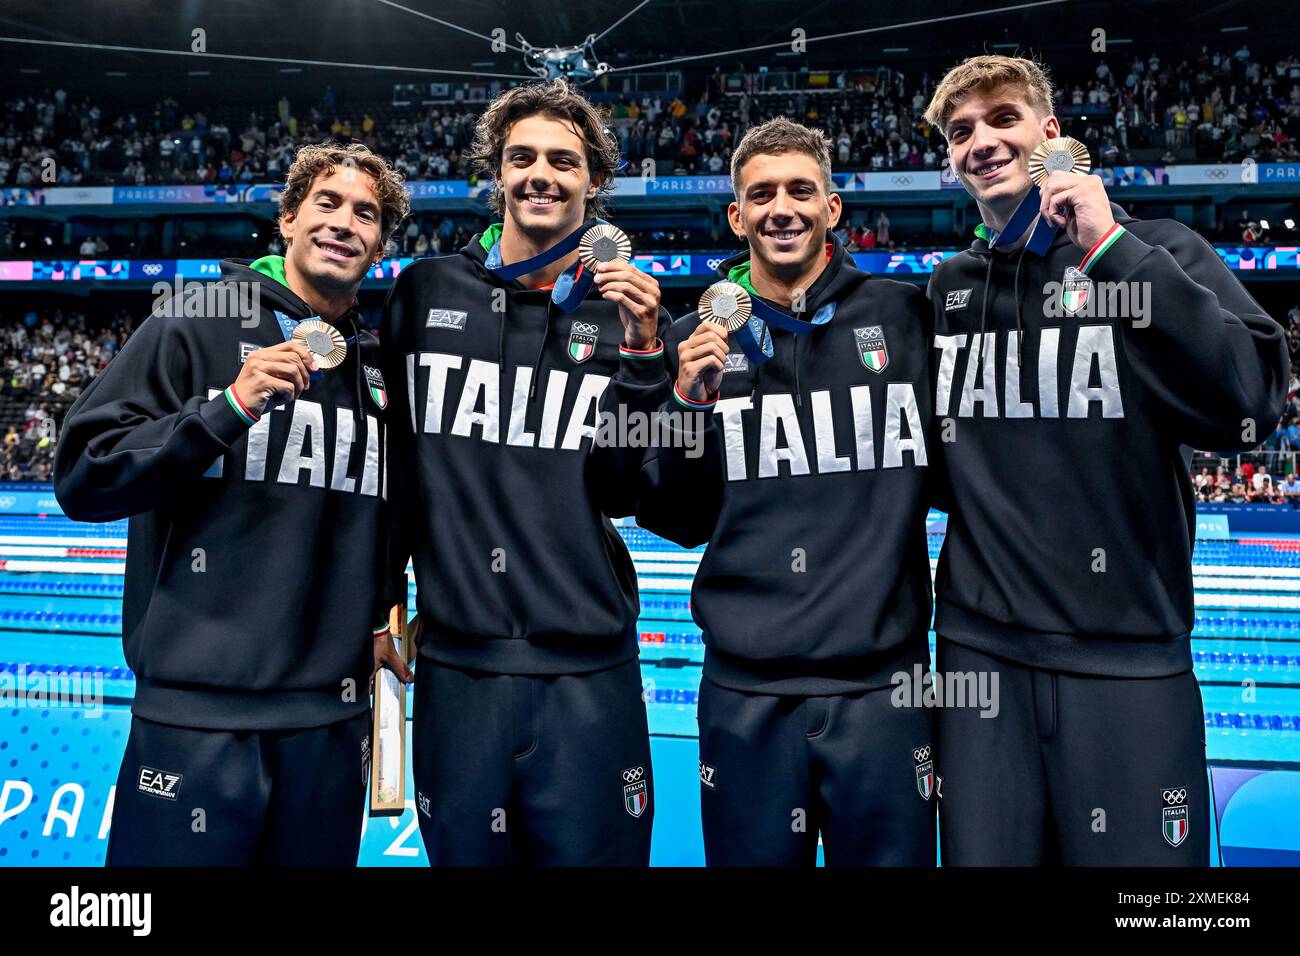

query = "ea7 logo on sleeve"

[
  {"left": 239, "top": 341, "right": 258, "bottom": 364},
  {"left": 568, "top": 321, "right": 600, "bottom": 364},
  {"left": 417, "top": 791, "right": 432, "bottom": 818},
  {"left": 699, "top": 760, "right": 717, "bottom": 789},
  {"left": 944, "top": 289, "right": 972, "bottom": 312},
  {"left": 137, "top": 766, "right": 183, "bottom": 800},
  {"left": 1161, "top": 787, "right": 1189, "bottom": 847},
  {"left": 855, "top": 326, "right": 889, "bottom": 373},
  {"left": 426, "top": 307, "right": 468, "bottom": 331},
  {"left": 913, "top": 746, "right": 934, "bottom": 801},
  {"left": 622, "top": 765, "right": 649, "bottom": 817}
]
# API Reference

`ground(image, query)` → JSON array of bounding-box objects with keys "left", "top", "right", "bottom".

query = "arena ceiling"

[{"left": 0, "top": 0, "right": 1280, "bottom": 103}]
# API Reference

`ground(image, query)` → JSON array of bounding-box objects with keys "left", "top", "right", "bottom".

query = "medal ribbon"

[
  {"left": 988, "top": 185, "right": 1057, "bottom": 255},
  {"left": 729, "top": 297, "right": 837, "bottom": 366},
  {"left": 484, "top": 218, "right": 612, "bottom": 314}
]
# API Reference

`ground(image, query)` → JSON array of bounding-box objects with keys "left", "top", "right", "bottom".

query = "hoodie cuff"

[
  {"left": 673, "top": 380, "right": 718, "bottom": 411},
  {"left": 1078, "top": 224, "right": 1152, "bottom": 280},
  {"left": 200, "top": 387, "right": 259, "bottom": 445},
  {"left": 616, "top": 338, "right": 668, "bottom": 385}
]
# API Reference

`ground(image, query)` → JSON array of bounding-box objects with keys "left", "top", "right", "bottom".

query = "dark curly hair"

[
  {"left": 466, "top": 79, "right": 620, "bottom": 220},
  {"left": 278, "top": 142, "right": 410, "bottom": 246}
]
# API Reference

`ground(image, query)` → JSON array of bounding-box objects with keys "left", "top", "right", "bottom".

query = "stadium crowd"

[
  {"left": 1, "top": 46, "right": 1297, "bottom": 191},
  {"left": 0, "top": 308, "right": 132, "bottom": 482},
  {"left": 1196, "top": 303, "right": 1300, "bottom": 505},
  {"left": 2, "top": 46, "right": 1299, "bottom": 486}
]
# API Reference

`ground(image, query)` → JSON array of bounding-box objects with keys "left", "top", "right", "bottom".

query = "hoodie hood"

[
  {"left": 220, "top": 256, "right": 315, "bottom": 319},
  {"left": 968, "top": 201, "right": 1137, "bottom": 257},
  {"left": 717, "top": 230, "right": 868, "bottom": 317},
  {"left": 461, "top": 221, "right": 593, "bottom": 293}
]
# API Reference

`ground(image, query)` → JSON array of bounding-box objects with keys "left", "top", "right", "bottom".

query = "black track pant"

[
  {"left": 105, "top": 711, "right": 369, "bottom": 866},
  {"left": 697, "top": 677, "right": 936, "bottom": 866},
  {"left": 412, "top": 657, "right": 653, "bottom": 866},
  {"left": 935, "top": 637, "right": 1211, "bottom": 866}
]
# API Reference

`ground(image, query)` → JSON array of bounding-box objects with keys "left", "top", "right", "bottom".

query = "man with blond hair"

[
  {"left": 636, "top": 117, "right": 935, "bottom": 866},
  {"left": 56, "top": 143, "right": 412, "bottom": 865},
  {"left": 923, "top": 55, "right": 1286, "bottom": 865}
]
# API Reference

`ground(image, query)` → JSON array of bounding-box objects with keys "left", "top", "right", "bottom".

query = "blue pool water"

[{"left": 1, "top": 510, "right": 1297, "bottom": 865}]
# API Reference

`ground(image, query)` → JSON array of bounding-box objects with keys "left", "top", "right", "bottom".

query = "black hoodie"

[
  {"left": 927, "top": 205, "right": 1289, "bottom": 677},
  {"left": 637, "top": 234, "right": 934, "bottom": 694},
  {"left": 379, "top": 226, "right": 671, "bottom": 675},
  {"left": 54, "top": 258, "right": 395, "bottom": 729}
]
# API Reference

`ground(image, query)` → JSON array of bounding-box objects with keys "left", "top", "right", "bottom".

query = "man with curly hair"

[
  {"left": 55, "top": 142, "right": 412, "bottom": 866},
  {"left": 381, "top": 79, "right": 670, "bottom": 865}
]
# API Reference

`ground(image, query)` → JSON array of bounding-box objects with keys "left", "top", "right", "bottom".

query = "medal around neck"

[
  {"left": 578, "top": 223, "right": 632, "bottom": 270},
  {"left": 1027, "top": 136, "right": 1091, "bottom": 187},
  {"left": 699, "top": 282, "right": 753, "bottom": 333},
  {"left": 292, "top": 319, "right": 347, "bottom": 369}
]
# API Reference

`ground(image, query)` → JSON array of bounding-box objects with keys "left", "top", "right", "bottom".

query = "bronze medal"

[{"left": 291, "top": 318, "right": 347, "bottom": 369}]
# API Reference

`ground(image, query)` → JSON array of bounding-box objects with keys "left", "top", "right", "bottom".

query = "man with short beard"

[
  {"left": 636, "top": 117, "right": 936, "bottom": 866},
  {"left": 381, "top": 80, "right": 669, "bottom": 865},
  {"left": 55, "top": 143, "right": 412, "bottom": 865}
]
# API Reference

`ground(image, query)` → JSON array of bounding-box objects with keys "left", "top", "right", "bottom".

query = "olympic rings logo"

[
  {"left": 142, "top": 263, "right": 163, "bottom": 276},
  {"left": 1163, "top": 788, "right": 1187, "bottom": 804},
  {"left": 622, "top": 767, "right": 644, "bottom": 783},
  {"left": 891, "top": 175, "right": 913, "bottom": 186},
  {"left": 913, "top": 746, "right": 931, "bottom": 763}
]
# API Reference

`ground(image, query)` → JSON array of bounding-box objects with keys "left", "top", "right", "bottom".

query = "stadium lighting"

[
  {"left": 1259, "top": 220, "right": 1270, "bottom": 230},
  {"left": 1285, "top": 219, "right": 1296, "bottom": 230}
]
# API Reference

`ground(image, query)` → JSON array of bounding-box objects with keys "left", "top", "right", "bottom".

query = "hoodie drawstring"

[
  {"left": 793, "top": 335, "right": 803, "bottom": 408},
  {"left": 497, "top": 296, "right": 508, "bottom": 378},
  {"left": 528, "top": 301, "right": 554, "bottom": 402},
  {"left": 975, "top": 254, "right": 994, "bottom": 372},
  {"left": 349, "top": 315, "right": 365, "bottom": 422},
  {"left": 1011, "top": 249, "right": 1028, "bottom": 368}
]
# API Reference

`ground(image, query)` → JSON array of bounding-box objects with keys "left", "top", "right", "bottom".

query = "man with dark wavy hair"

[
  {"left": 55, "top": 142, "right": 412, "bottom": 865},
  {"left": 381, "top": 79, "right": 670, "bottom": 865}
]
